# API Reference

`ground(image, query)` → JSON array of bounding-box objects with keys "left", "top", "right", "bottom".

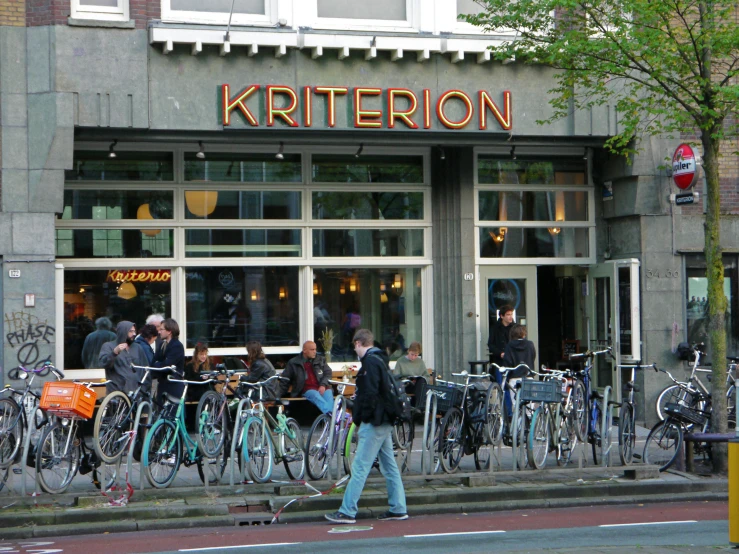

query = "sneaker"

[
  {"left": 377, "top": 511, "right": 409, "bottom": 521},
  {"left": 324, "top": 511, "right": 356, "bottom": 524}
]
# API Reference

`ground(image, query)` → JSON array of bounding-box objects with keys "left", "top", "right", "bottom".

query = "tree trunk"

[{"left": 701, "top": 130, "right": 728, "bottom": 474}]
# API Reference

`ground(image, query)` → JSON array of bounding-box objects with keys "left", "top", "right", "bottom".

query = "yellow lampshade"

[
  {"left": 137, "top": 204, "right": 161, "bottom": 237},
  {"left": 349, "top": 280, "right": 357, "bottom": 293},
  {"left": 279, "top": 287, "right": 286, "bottom": 300},
  {"left": 380, "top": 292, "right": 389, "bottom": 304},
  {"left": 118, "top": 282, "right": 137, "bottom": 300},
  {"left": 251, "top": 289, "right": 258, "bottom": 301},
  {"left": 185, "top": 191, "right": 218, "bottom": 218},
  {"left": 393, "top": 274, "right": 402, "bottom": 290},
  {"left": 313, "top": 282, "right": 319, "bottom": 295},
  {"left": 339, "top": 283, "right": 346, "bottom": 295}
]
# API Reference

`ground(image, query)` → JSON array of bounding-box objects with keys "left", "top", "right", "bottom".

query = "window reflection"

[
  {"left": 313, "top": 229, "right": 424, "bottom": 257},
  {"left": 480, "top": 227, "right": 589, "bottom": 258},
  {"left": 185, "top": 267, "right": 299, "bottom": 348},
  {"left": 313, "top": 191, "right": 423, "bottom": 220},
  {"left": 312, "top": 268, "right": 422, "bottom": 362}
]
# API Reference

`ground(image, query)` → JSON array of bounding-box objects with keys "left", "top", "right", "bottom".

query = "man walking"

[{"left": 325, "top": 328, "right": 407, "bottom": 524}]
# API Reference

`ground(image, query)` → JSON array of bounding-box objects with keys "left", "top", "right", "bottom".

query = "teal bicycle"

[
  {"left": 240, "top": 375, "right": 305, "bottom": 483},
  {"left": 141, "top": 371, "right": 219, "bottom": 488}
]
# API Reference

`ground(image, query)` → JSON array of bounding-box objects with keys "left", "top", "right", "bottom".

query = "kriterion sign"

[{"left": 221, "top": 84, "right": 512, "bottom": 131}]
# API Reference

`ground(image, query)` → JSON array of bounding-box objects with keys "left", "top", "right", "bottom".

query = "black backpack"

[{"left": 367, "top": 352, "right": 412, "bottom": 423}]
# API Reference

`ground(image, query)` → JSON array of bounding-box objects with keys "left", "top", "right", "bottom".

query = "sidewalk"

[{"left": 0, "top": 424, "right": 729, "bottom": 539}]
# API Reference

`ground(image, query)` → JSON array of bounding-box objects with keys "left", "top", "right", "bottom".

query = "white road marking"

[
  {"left": 405, "top": 530, "right": 506, "bottom": 538},
  {"left": 599, "top": 520, "right": 697, "bottom": 528},
  {"left": 179, "top": 543, "right": 301, "bottom": 552}
]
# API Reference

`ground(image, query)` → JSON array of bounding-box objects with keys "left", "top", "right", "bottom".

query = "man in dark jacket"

[
  {"left": 99, "top": 321, "right": 149, "bottom": 394},
  {"left": 488, "top": 304, "right": 514, "bottom": 361},
  {"left": 279, "top": 341, "right": 333, "bottom": 413},
  {"left": 325, "top": 329, "right": 407, "bottom": 524},
  {"left": 152, "top": 318, "right": 186, "bottom": 404},
  {"left": 81, "top": 317, "right": 116, "bottom": 369}
]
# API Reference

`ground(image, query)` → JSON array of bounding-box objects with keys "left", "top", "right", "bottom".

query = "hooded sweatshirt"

[
  {"left": 99, "top": 321, "right": 149, "bottom": 394},
  {"left": 503, "top": 338, "right": 536, "bottom": 379}
]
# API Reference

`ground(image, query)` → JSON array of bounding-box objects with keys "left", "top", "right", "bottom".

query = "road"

[{"left": 0, "top": 500, "right": 729, "bottom": 554}]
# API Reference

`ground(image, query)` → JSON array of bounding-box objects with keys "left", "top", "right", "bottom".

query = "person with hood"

[
  {"left": 278, "top": 340, "right": 333, "bottom": 413},
  {"left": 503, "top": 324, "right": 536, "bottom": 378},
  {"left": 99, "top": 321, "right": 149, "bottom": 394},
  {"left": 325, "top": 328, "right": 407, "bottom": 524},
  {"left": 81, "top": 317, "right": 116, "bottom": 369},
  {"left": 241, "top": 340, "right": 277, "bottom": 400}
]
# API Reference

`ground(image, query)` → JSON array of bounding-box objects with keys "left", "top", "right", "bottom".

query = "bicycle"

[
  {"left": 93, "top": 364, "right": 164, "bottom": 464},
  {"left": 616, "top": 361, "right": 655, "bottom": 466},
  {"left": 141, "top": 372, "right": 220, "bottom": 488},
  {"left": 568, "top": 346, "right": 614, "bottom": 466},
  {"left": 526, "top": 367, "right": 579, "bottom": 469},
  {"left": 239, "top": 375, "right": 305, "bottom": 483},
  {"left": 489, "top": 362, "right": 532, "bottom": 470},
  {"left": 435, "top": 370, "right": 499, "bottom": 473},
  {"left": 305, "top": 385, "right": 354, "bottom": 481},
  {"left": 1, "top": 363, "right": 62, "bottom": 470},
  {"left": 644, "top": 364, "right": 712, "bottom": 471}
]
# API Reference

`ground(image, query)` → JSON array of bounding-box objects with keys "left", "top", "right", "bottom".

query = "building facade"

[{"left": 1, "top": 0, "right": 737, "bottom": 426}]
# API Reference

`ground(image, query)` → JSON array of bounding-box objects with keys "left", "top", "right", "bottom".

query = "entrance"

[
  {"left": 479, "top": 266, "right": 538, "bottom": 369},
  {"left": 588, "top": 259, "right": 641, "bottom": 401}
]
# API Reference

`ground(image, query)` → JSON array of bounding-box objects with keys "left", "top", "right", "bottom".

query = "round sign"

[{"left": 672, "top": 143, "right": 699, "bottom": 190}]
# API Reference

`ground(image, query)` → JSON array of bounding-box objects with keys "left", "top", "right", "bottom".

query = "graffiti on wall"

[{"left": 4, "top": 311, "right": 55, "bottom": 371}]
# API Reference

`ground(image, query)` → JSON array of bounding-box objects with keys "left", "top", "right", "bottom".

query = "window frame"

[
  {"left": 71, "top": 0, "right": 129, "bottom": 21},
  {"left": 160, "top": 0, "right": 277, "bottom": 26},
  {"left": 305, "top": 0, "right": 419, "bottom": 32}
]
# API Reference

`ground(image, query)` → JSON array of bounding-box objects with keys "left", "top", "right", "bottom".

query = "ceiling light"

[
  {"left": 108, "top": 140, "right": 118, "bottom": 159},
  {"left": 196, "top": 141, "right": 206, "bottom": 160},
  {"left": 511, "top": 146, "right": 517, "bottom": 160},
  {"left": 276, "top": 142, "right": 285, "bottom": 160},
  {"left": 355, "top": 143, "right": 364, "bottom": 158},
  {"left": 439, "top": 146, "right": 445, "bottom": 160}
]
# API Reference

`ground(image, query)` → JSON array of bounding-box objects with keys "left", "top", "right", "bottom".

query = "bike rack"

[
  {"left": 420, "top": 389, "right": 438, "bottom": 477},
  {"left": 19, "top": 406, "right": 43, "bottom": 499},
  {"left": 601, "top": 385, "right": 613, "bottom": 467},
  {"left": 126, "top": 400, "right": 152, "bottom": 491},
  {"left": 325, "top": 395, "right": 348, "bottom": 481},
  {"left": 228, "top": 398, "right": 252, "bottom": 487},
  {"left": 512, "top": 387, "right": 522, "bottom": 472}
]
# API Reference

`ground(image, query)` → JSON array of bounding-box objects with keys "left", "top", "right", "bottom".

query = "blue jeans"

[
  {"left": 303, "top": 388, "right": 335, "bottom": 414},
  {"left": 339, "top": 423, "right": 407, "bottom": 517}
]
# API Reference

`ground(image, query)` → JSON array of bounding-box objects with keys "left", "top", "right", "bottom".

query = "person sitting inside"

[
  {"left": 242, "top": 340, "right": 277, "bottom": 400},
  {"left": 279, "top": 341, "right": 333, "bottom": 414},
  {"left": 393, "top": 341, "right": 429, "bottom": 409}
]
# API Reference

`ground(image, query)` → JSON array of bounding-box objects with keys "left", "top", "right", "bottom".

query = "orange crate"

[{"left": 40, "top": 381, "right": 97, "bottom": 420}]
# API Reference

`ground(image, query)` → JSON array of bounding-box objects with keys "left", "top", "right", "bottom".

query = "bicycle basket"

[
  {"left": 419, "top": 383, "right": 463, "bottom": 414},
  {"left": 519, "top": 379, "right": 562, "bottom": 403},
  {"left": 664, "top": 402, "right": 707, "bottom": 427},
  {"left": 40, "top": 381, "right": 97, "bottom": 420}
]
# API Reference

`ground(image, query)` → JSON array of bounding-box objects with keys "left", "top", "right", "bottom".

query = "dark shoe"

[
  {"left": 325, "top": 511, "right": 356, "bottom": 524},
  {"left": 377, "top": 511, "right": 409, "bottom": 521}
]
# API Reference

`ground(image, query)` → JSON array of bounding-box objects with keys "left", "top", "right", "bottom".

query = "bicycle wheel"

[
  {"left": 422, "top": 416, "right": 441, "bottom": 475},
  {"left": 305, "top": 413, "right": 331, "bottom": 480},
  {"left": 484, "top": 382, "right": 505, "bottom": 446},
  {"left": 618, "top": 403, "right": 636, "bottom": 466},
  {"left": 439, "top": 407, "right": 464, "bottom": 473},
  {"left": 527, "top": 405, "right": 550, "bottom": 470},
  {"left": 196, "top": 391, "right": 227, "bottom": 458},
  {"left": 92, "top": 460, "right": 118, "bottom": 491},
  {"left": 728, "top": 385, "right": 736, "bottom": 430},
  {"left": 0, "top": 465, "right": 9, "bottom": 492},
  {"left": 392, "top": 419, "right": 414, "bottom": 450},
  {"left": 343, "top": 422, "right": 358, "bottom": 475},
  {"left": 643, "top": 419, "right": 683, "bottom": 471},
  {"left": 0, "top": 397, "right": 23, "bottom": 468},
  {"left": 143, "top": 419, "right": 181, "bottom": 489},
  {"left": 36, "top": 422, "right": 81, "bottom": 494},
  {"left": 572, "top": 380, "right": 587, "bottom": 442},
  {"left": 282, "top": 418, "right": 306, "bottom": 480},
  {"left": 557, "top": 408, "right": 578, "bottom": 466},
  {"left": 241, "top": 417, "right": 274, "bottom": 483},
  {"left": 93, "top": 391, "right": 132, "bottom": 464},
  {"left": 512, "top": 401, "right": 529, "bottom": 469},
  {"left": 197, "top": 454, "right": 227, "bottom": 485}
]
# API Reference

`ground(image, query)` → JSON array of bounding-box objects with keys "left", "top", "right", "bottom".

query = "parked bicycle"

[
  {"left": 141, "top": 371, "right": 219, "bottom": 488},
  {"left": 616, "top": 361, "right": 655, "bottom": 466},
  {"left": 435, "top": 371, "right": 499, "bottom": 473},
  {"left": 568, "top": 346, "right": 614, "bottom": 466},
  {"left": 489, "top": 362, "right": 532, "bottom": 470},
  {"left": 526, "top": 367, "right": 579, "bottom": 469},
  {"left": 240, "top": 375, "right": 305, "bottom": 483},
  {"left": 644, "top": 363, "right": 712, "bottom": 471},
  {"left": 306, "top": 384, "right": 354, "bottom": 480}
]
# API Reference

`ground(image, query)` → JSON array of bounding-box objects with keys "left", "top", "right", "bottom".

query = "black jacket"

[
  {"left": 242, "top": 358, "right": 277, "bottom": 400},
  {"left": 184, "top": 360, "right": 208, "bottom": 402},
  {"left": 488, "top": 318, "right": 513, "bottom": 360},
  {"left": 278, "top": 354, "right": 330, "bottom": 397},
  {"left": 503, "top": 339, "right": 536, "bottom": 378},
  {"left": 152, "top": 337, "right": 186, "bottom": 401},
  {"left": 354, "top": 347, "right": 393, "bottom": 426}
]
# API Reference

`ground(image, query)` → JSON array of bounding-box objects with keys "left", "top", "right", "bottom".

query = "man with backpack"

[{"left": 325, "top": 328, "right": 408, "bottom": 524}]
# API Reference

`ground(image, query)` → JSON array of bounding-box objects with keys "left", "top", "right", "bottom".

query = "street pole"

[{"left": 730, "top": 377, "right": 738, "bottom": 546}]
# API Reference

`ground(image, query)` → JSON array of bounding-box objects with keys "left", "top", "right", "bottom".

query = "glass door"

[
  {"left": 588, "top": 259, "right": 641, "bottom": 400},
  {"left": 479, "top": 266, "right": 538, "bottom": 369}
]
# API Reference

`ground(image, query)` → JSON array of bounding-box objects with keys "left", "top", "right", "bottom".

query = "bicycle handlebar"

[
  {"left": 569, "top": 346, "right": 613, "bottom": 360},
  {"left": 167, "top": 375, "right": 216, "bottom": 386},
  {"left": 617, "top": 362, "right": 657, "bottom": 370},
  {"left": 131, "top": 364, "right": 178, "bottom": 373},
  {"left": 450, "top": 371, "right": 490, "bottom": 378},
  {"left": 239, "top": 375, "right": 289, "bottom": 388},
  {"left": 73, "top": 379, "right": 112, "bottom": 388}
]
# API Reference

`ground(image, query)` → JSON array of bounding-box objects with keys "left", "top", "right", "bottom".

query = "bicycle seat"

[
  {"left": 623, "top": 382, "right": 640, "bottom": 393},
  {"left": 591, "top": 390, "right": 603, "bottom": 400},
  {"left": 165, "top": 392, "right": 181, "bottom": 404}
]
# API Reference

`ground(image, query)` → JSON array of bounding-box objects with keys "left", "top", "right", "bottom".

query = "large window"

[
  {"left": 59, "top": 147, "right": 431, "bottom": 368},
  {"left": 161, "top": 0, "right": 276, "bottom": 25},
  {"left": 63, "top": 269, "right": 172, "bottom": 370},
  {"left": 476, "top": 155, "right": 594, "bottom": 263},
  {"left": 312, "top": 0, "right": 414, "bottom": 29},
  {"left": 312, "top": 268, "right": 422, "bottom": 362},
  {"left": 185, "top": 267, "right": 299, "bottom": 348},
  {"left": 71, "top": 0, "right": 129, "bottom": 21}
]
